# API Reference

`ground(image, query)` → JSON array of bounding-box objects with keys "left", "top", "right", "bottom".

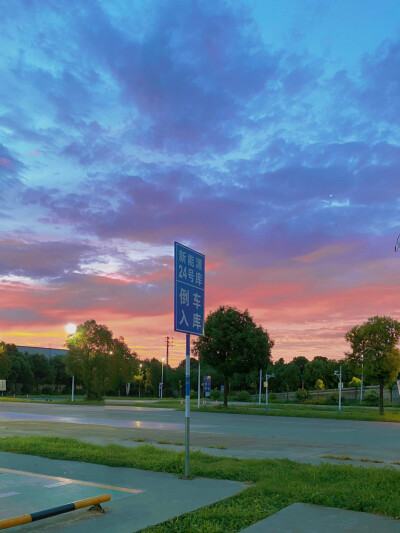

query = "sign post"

[
  {"left": 203, "top": 375, "right": 211, "bottom": 406},
  {"left": 174, "top": 242, "right": 205, "bottom": 478},
  {"left": 265, "top": 373, "right": 274, "bottom": 410}
]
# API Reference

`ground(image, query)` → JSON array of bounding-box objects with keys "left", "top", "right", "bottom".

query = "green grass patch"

[
  {"left": 156, "top": 440, "right": 171, "bottom": 445},
  {"left": 0, "top": 436, "right": 400, "bottom": 532},
  {"left": 134, "top": 438, "right": 146, "bottom": 442},
  {"left": 360, "top": 458, "right": 384, "bottom": 464},
  {"left": 321, "top": 455, "right": 353, "bottom": 461},
  {"left": 126, "top": 399, "right": 400, "bottom": 423}
]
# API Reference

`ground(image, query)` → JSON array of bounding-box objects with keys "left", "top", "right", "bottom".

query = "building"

[{"left": 16, "top": 346, "right": 68, "bottom": 359}]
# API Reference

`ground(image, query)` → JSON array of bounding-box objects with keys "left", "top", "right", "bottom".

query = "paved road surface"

[{"left": 1, "top": 402, "right": 399, "bottom": 463}]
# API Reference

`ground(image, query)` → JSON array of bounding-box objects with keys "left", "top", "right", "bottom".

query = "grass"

[
  {"left": 105, "top": 398, "right": 400, "bottom": 423},
  {"left": 0, "top": 436, "right": 400, "bottom": 532},
  {"left": 321, "top": 455, "right": 353, "bottom": 461}
]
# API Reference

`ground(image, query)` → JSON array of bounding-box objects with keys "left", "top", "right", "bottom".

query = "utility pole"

[{"left": 165, "top": 336, "right": 173, "bottom": 373}]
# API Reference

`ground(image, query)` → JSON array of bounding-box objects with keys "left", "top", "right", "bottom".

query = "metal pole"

[
  {"left": 161, "top": 361, "right": 163, "bottom": 400},
  {"left": 360, "top": 358, "right": 364, "bottom": 403},
  {"left": 185, "top": 334, "right": 190, "bottom": 477},
  {"left": 197, "top": 361, "right": 200, "bottom": 409},
  {"left": 265, "top": 374, "right": 269, "bottom": 410},
  {"left": 71, "top": 376, "right": 75, "bottom": 402},
  {"left": 339, "top": 365, "right": 342, "bottom": 414},
  {"left": 259, "top": 369, "right": 262, "bottom": 405}
]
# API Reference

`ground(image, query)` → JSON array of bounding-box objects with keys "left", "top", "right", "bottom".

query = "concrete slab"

[
  {"left": 0, "top": 452, "right": 245, "bottom": 532},
  {"left": 239, "top": 503, "right": 400, "bottom": 532}
]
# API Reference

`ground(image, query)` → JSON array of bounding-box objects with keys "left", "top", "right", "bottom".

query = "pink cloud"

[
  {"left": 0, "top": 157, "right": 11, "bottom": 167},
  {"left": 29, "top": 149, "right": 41, "bottom": 156}
]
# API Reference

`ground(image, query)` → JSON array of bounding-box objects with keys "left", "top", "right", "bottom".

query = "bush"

[
  {"left": 326, "top": 393, "right": 339, "bottom": 405},
  {"left": 210, "top": 389, "right": 221, "bottom": 400},
  {"left": 363, "top": 390, "right": 379, "bottom": 406},
  {"left": 190, "top": 389, "right": 197, "bottom": 399},
  {"left": 41, "top": 386, "right": 53, "bottom": 395},
  {"left": 303, "top": 397, "right": 326, "bottom": 405},
  {"left": 269, "top": 392, "right": 278, "bottom": 401},
  {"left": 235, "top": 390, "right": 251, "bottom": 402},
  {"left": 296, "top": 389, "right": 310, "bottom": 403}
]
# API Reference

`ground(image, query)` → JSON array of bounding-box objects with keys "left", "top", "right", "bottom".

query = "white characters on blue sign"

[{"left": 175, "top": 242, "right": 205, "bottom": 336}]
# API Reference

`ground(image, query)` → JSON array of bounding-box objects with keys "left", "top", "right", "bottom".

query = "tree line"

[{"left": 0, "top": 311, "right": 399, "bottom": 415}]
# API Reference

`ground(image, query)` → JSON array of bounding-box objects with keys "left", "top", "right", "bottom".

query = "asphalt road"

[{"left": 0, "top": 402, "right": 399, "bottom": 464}]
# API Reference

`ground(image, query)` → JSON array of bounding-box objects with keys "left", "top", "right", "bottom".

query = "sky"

[{"left": 1, "top": 0, "right": 400, "bottom": 366}]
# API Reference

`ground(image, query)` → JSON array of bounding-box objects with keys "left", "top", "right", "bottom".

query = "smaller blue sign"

[{"left": 204, "top": 375, "right": 211, "bottom": 397}]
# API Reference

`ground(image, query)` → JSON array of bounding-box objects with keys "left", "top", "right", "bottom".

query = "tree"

[
  {"left": 65, "top": 320, "right": 133, "bottom": 400},
  {"left": 348, "top": 376, "right": 362, "bottom": 403},
  {"left": 345, "top": 315, "right": 400, "bottom": 415},
  {"left": 109, "top": 337, "right": 138, "bottom": 396},
  {"left": 8, "top": 351, "right": 34, "bottom": 394},
  {"left": 0, "top": 342, "right": 13, "bottom": 382},
  {"left": 315, "top": 379, "right": 324, "bottom": 399},
  {"left": 280, "top": 364, "right": 301, "bottom": 399},
  {"left": 193, "top": 306, "right": 274, "bottom": 406},
  {"left": 49, "top": 355, "right": 69, "bottom": 394},
  {"left": 290, "top": 356, "right": 309, "bottom": 388},
  {"left": 30, "top": 353, "right": 54, "bottom": 393}
]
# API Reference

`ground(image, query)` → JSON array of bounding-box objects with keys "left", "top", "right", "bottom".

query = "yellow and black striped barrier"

[{"left": 0, "top": 494, "right": 111, "bottom": 530}]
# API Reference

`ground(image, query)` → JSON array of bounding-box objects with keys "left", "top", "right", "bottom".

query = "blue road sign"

[
  {"left": 174, "top": 242, "right": 205, "bottom": 336},
  {"left": 204, "top": 376, "right": 211, "bottom": 397}
]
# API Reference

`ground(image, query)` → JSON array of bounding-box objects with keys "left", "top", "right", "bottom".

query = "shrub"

[
  {"left": 303, "top": 397, "right": 326, "bottom": 405},
  {"left": 269, "top": 392, "right": 278, "bottom": 401},
  {"left": 296, "top": 389, "right": 310, "bottom": 402},
  {"left": 326, "top": 393, "right": 339, "bottom": 405},
  {"left": 190, "top": 389, "right": 197, "bottom": 399},
  {"left": 236, "top": 390, "right": 251, "bottom": 402},
  {"left": 363, "top": 390, "right": 379, "bottom": 406},
  {"left": 210, "top": 389, "right": 221, "bottom": 400}
]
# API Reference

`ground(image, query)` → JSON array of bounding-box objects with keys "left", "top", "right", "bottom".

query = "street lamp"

[
  {"left": 65, "top": 323, "right": 77, "bottom": 402},
  {"left": 360, "top": 355, "right": 364, "bottom": 404},
  {"left": 160, "top": 358, "right": 165, "bottom": 399},
  {"left": 265, "top": 373, "right": 275, "bottom": 410},
  {"left": 334, "top": 366, "right": 342, "bottom": 414},
  {"left": 139, "top": 364, "right": 143, "bottom": 398}
]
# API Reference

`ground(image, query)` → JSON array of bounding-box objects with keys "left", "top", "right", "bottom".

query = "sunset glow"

[{"left": 1, "top": 1, "right": 400, "bottom": 366}]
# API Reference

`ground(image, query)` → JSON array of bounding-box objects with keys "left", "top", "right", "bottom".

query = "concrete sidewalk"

[
  {"left": 0, "top": 452, "right": 245, "bottom": 532},
  {"left": 239, "top": 503, "right": 400, "bottom": 532}
]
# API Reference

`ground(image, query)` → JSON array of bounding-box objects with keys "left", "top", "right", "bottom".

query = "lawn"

[{"left": 0, "top": 436, "right": 399, "bottom": 532}]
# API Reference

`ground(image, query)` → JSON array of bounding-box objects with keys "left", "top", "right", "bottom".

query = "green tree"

[
  {"left": 0, "top": 342, "right": 13, "bottom": 382},
  {"left": 193, "top": 306, "right": 274, "bottom": 406},
  {"left": 280, "top": 363, "right": 301, "bottom": 399},
  {"left": 345, "top": 315, "right": 400, "bottom": 415},
  {"left": 65, "top": 320, "right": 133, "bottom": 400},
  {"left": 8, "top": 351, "right": 34, "bottom": 394},
  {"left": 315, "top": 378, "right": 325, "bottom": 399},
  {"left": 30, "top": 353, "right": 54, "bottom": 393},
  {"left": 49, "top": 355, "right": 69, "bottom": 394},
  {"left": 109, "top": 338, "right": 138, "bottom": 396},
  {"left": 348, "top": 376, "right": 362, "bottom": 403},
  {"left": 290, "top": 356, "right": 309, "bottom": 388}
]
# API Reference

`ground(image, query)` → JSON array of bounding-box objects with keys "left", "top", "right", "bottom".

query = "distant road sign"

[
  {"left": 174, "top": 242, "right": 205, "bottom": 336},
  {"left": 0, "top": 380, "right": 6, "bottom": 391},
  {"left": 204, "top": 376, "right": 211, "bottom": 397}
]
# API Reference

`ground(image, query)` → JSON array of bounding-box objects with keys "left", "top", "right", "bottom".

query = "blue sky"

[{"left": 0, "top": 0, "right": 399, "bottom": 364}]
